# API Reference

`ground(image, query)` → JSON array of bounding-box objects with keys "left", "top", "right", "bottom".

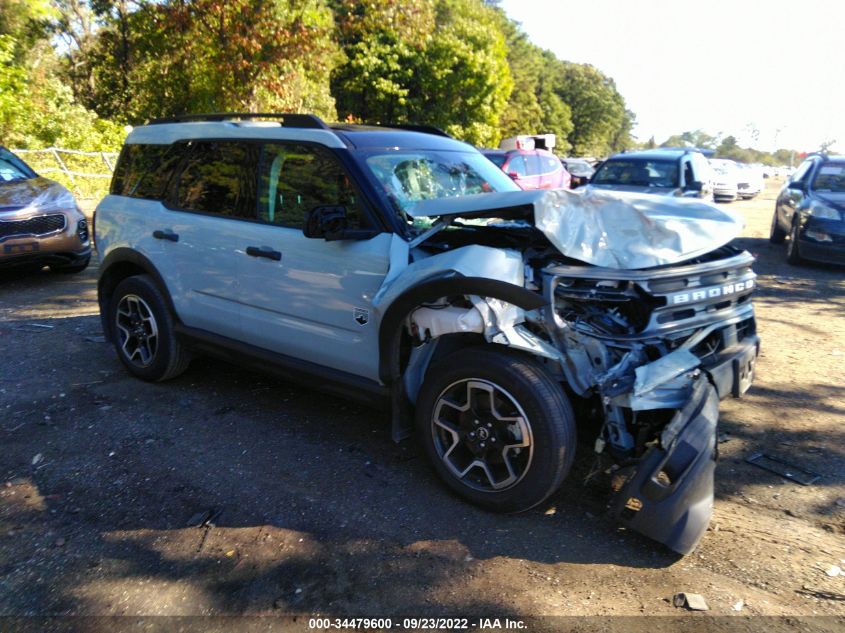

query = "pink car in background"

[{"left": 482, "top": 148, "right": 571, "bottom": 190}]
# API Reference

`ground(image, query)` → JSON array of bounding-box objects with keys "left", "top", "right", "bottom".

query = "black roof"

[
  {"left": 331, "top": 128, "right": 474, "bottom": 152},
  {"left": 607, "top": 148, "right": 714, "bottom": 161}
]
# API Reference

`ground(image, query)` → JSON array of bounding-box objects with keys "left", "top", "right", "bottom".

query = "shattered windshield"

[
  {"left": 363, "top": 150, "right": 519, "bottom": 227},
  {"left": 592, "top": 159, "right": 679, "bottom": 188}
]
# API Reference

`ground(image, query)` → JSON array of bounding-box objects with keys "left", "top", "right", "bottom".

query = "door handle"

[
  {"left": 245, "top": 246, "right": 282, "bottom": 261},
  {"left": 152, "top": 229, "right": 179, "bottom": 242}
]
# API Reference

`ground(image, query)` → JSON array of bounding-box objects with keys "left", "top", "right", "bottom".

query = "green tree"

[
  {"left": 660, "top": 129, "right": 719, "bottom": 149},
  {"left": 81, "top": 0, "right": 341, "bottom": 123},
  {"left": 416, "top": 0, "right": 513, "bottom": 146},
  {"left": 330, "top": 0, "right": 512, "bottom": 147},
  {"left": 0, "top": 1, "right": 122, "bottom": 150},
  {"left": 330, "top": 0, "right": 435, "bottom": 124},
  {"left": 549, "top": 62, "right": 629, "bottom": 156}
]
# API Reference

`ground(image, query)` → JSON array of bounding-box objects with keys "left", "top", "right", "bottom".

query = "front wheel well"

[{"left": 98, "top": 255, "right": 176, "bottom": 342}]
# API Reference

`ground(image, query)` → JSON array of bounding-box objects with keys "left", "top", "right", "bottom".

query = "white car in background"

[
  {"left": 736, "top": 163, "right": 765, "bottom": 199},
  {"left": 709, "top": 159, "right": 740, "bottom": 202}
]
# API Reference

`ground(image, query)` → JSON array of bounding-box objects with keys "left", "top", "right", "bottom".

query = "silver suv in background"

[
  {"left": 587, "top": 148, "right": 714, "bottom": 199},
  {"left": 95, "top": 113, "right": 759, "bottom": 555}
]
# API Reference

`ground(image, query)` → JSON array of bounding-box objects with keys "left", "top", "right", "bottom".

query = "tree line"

[
  {"left": 645, "top": 130, "right": 803, "bottom": 167},
  {"left": 1, "top": 0, "right": 636, "bottom": 155}
]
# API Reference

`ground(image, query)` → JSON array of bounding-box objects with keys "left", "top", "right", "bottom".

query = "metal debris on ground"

[
  {"left": 13, "top": 323, "right": 54, "bottom": 333},
  {"left": 732, "top": 599, "right": 744, "bottom": 612},
  {"left": 825, "top": 565, "right": 843, "bottom": 577},
  {"left": 31, "top": 453, "right": 43, "bottom": 466},
  {"left": 186, "top": 508, "right": 223, "bottom": 528},
  {"left": 672, "top": 592, "right": 709, "bottom": 611},
  {"left": 745, "top": 452, "right": 822, "bottom": 485}
]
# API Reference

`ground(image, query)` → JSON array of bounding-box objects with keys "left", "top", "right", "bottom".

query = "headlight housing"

[{"left": 807, "top": 200, "right": 842, "bottom": 220}]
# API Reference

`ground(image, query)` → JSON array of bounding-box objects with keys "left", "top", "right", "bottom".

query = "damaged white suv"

[{"left": 95, "top": 114, "right": 759, "bottom": 554}]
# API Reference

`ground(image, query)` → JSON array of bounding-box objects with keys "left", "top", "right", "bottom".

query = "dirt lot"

[{"left": 1, "top": 181, "right": 844, "bottom": 630}]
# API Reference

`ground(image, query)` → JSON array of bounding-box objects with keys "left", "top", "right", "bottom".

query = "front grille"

[
  {"left": 0, "top": 214, "right": 66, "bottom": 240},
  {"left": 545, "top": 250, "right": 758, "bottom": 341}
]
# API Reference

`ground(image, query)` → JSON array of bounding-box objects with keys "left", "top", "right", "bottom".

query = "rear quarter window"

[{"left": 111, "top": 144, "right": 185, "bottom": 200}]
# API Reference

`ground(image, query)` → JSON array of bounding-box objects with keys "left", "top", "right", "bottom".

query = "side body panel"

[{"left": 237, "top": 226, "right": 393, "bottom": 381}]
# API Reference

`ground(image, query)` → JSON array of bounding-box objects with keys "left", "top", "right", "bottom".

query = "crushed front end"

[
  {"left": 538, "top": 245, "right": 758, "bottom": 553},
  {"left": 401, "top": 188, "right": 759, "bottom": 553}
]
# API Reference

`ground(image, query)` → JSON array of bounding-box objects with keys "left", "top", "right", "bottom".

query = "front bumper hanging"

[{"left": 609, "top": 377, "right": 720, "bottom": 555}]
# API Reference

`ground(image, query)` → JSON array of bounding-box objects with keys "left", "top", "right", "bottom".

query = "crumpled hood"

[
  {"left": 0, "top": 177, "right": 76, "bottom": 214},
  {"left": 407, "top": 188, "right": 744, "bottom": 270}
]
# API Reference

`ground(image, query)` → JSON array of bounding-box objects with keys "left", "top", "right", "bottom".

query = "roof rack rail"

[
  {"left": 147, "top": 112, "right": 331, "bottom": 130},
  {"left": 656, "top": 146, "right": 715, "bottom": 157},
  {"left": 371, "top": 123, "right": 453, "bottom": 138}
]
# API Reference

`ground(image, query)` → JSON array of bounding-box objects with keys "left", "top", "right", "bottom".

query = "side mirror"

[
  {"left": 787, "top": 180, "right": 806, "bottom": 192},
  {"left": 507, "top": 172, "right": 520, "bottom": 180},
  {"left": 304, "top": 205, "right": 378, "bottom": 241},
  {"left": 685, "top": 180, "right": 703, "bottom": 192},
  {"left": 304, "top": 205, "right": 348, "bottom": 240}
]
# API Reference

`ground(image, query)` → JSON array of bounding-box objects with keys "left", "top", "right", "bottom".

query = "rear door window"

[
  {"left": 541, "top": 155, "right": 561, "bottom": 175},
  {"left": 175, "top": 141, "right": 260, "bottom": 219},
  {"left": 524, "top": 154, "right": 542, "bottom": 177}
]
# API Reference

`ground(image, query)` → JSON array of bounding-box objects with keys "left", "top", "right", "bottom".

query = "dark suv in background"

[
  {"left": 561, "top": 158, "right": 595, "bottom": 188},
  {"left": 770, "top": 153, "right": 845, "bottom": 265},
  {"left": 587, "top": 148, "right": 713, "bottom": 199}
]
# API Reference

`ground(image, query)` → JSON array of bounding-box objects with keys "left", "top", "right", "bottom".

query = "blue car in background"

[{"left": 771, "top": 153, "right": 845, "bottom": 265}]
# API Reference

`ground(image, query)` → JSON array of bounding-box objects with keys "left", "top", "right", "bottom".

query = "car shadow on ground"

[{"left": 2, "top": 310, "right": 691, "bottom": 615}]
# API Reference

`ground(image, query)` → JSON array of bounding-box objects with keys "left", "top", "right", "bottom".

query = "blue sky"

[{"left": 499, "top": 0, "right": 844, "bottom": 152}]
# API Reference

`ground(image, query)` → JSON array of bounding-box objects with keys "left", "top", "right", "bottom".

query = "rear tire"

[
  {"left": 108, "top": 274, "right": 191, "bottom": 381},
  {"left": 769, "top": 212, "right": 787, "bottom": 244},
  {"left": 415, "top": 347, "right": 576, "bottom": 513}
]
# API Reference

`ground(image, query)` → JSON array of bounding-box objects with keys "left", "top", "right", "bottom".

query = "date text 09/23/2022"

[{"left": 308, "top": 617, "right": 527, "bottom": 630}]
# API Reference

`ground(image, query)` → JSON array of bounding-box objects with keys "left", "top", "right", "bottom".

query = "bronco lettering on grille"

[{"left": 669, "top": 279, "right": 754, "bottom": 305}]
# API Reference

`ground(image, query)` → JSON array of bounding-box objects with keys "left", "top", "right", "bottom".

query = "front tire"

[
  {"left": 415, "top": 348, "right": 576, "bottom": 513},
  {"left": 786, "top": 220, "right": 803, "bottom": 265},
  {"left": 769, "top": 212, "right": 787, "bottom": 244},
  {"left": 108, "top": 274, "right": 190, "bottom": 381}
]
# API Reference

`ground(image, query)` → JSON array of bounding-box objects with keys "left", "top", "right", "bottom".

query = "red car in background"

[{"left": 482, "top": 148, "right": 571, "bottom": 190}]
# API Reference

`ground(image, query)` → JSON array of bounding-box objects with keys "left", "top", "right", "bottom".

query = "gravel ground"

[{"left": 1, "top": 181, "right": 843, "bottom": 630}]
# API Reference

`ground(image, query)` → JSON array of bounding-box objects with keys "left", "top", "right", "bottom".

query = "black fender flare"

[
  {"left": 378, "top": 275, "right": 547, "bottom": 442},
  {"left": 97, "top": 248, "right": 178, "bottom": 340},
  {"left": 377, "top": 275, "right": 547, "bottom": 385}
]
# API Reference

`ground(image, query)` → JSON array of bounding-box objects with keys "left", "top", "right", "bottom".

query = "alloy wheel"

[
  {"left": 431, "top": 379, "right": 534, "bottom": 492},
  {"left": 115, "top": 294, "right": 159, "bottom": 367}
]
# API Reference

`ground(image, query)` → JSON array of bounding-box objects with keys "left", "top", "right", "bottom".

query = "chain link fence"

[{"left": 12, "top": 148, "right": 118, "bottom": 201}]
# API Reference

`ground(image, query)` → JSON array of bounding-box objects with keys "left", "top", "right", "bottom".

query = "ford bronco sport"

[{"left": 95, "top": 113, "right": 759, "bottom": 554}]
